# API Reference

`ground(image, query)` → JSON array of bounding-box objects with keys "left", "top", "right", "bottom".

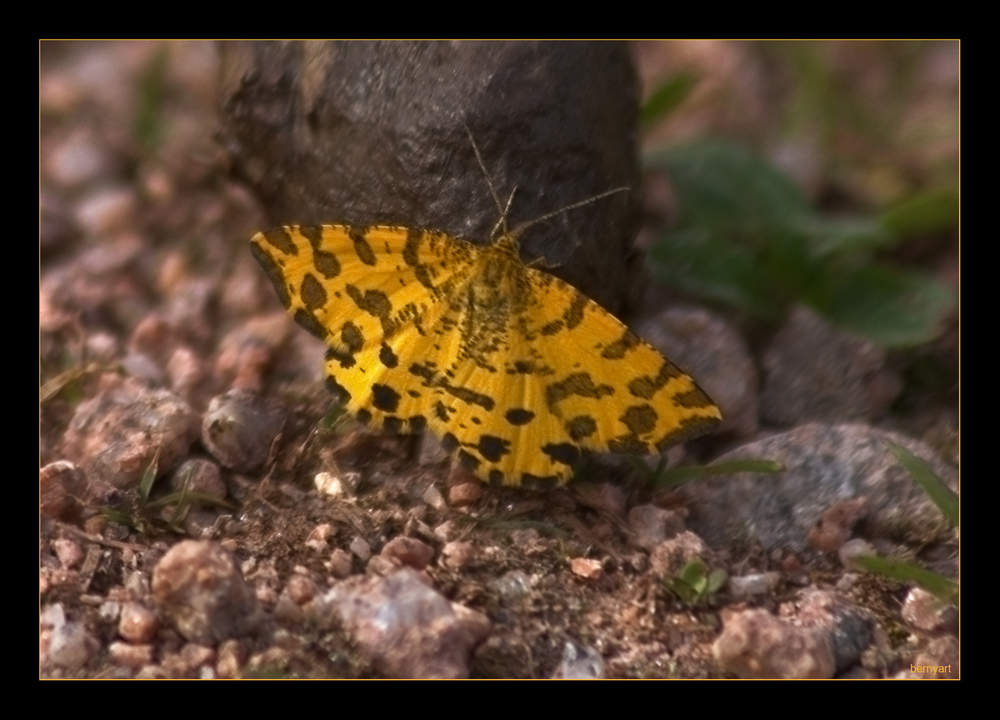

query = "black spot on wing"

[
  {"left": 324, "top": 376, "right": 351, "bottom": 405},
  {"left": 654, "top": 416, "right": 721, "bottom": 452},
  {"left": 443, "top": 384, "right": 495, "bottom": 411},
  {"left": 458, "top": 449, "right": 480, "bottom": 472},
  {"left": 298, "top": 226, "right": 323, "bottom": 251},
  {"left": 371, "top": 384, "right": 401, "bottom": 413},
  {"left": 546, "top": 372, "right": 615, "bottom": 412},
  {"left": 350, "top": 228, "right": 377, "bottom": 266},
  {"left": 249, "top": 242, "right": 293, "bottom": 310},
  {"left": 478, "top": 435, "right": 511, "bottom": 463},
  {"left": 540, "top": 319, "right": 564, "bottom": 336},
  {"left": 607, "top": 435, "right": 648, "bottom": 455},
  {"left": 260, "top": 227, "right": 297, "bottom": 256},
  {"left": 313, "top": 249, "right": 341, "bottom": 279},
  {"left": 505, "top": 408, "right": 535, "bottom": 426},
  {"left": 341, "top": 322, "right": 363, "bottom": 354},
  {"left": 601, "top": 329, "right": 641, "bottom": 360},
  {"left": 408, "top": 415, "right": 427, "bottom": 434},
  {"left": 409, "top": 362, "right": 435, "bottom": 383},
  {"left": 620, "top": 404, "right": 657, "bottom": 435},
  {"left": 520, "top": 472, "right": 564, "bottom": 490},
  {"left": 379, "top": 343, "right": 399, "bottom": 368},
  {"left": 414, "top": 265, "right": 434, "bottom": 291},
  {"left": 293, "top": 307, "right": 329, "bottom": 340},
  {"left": 403, "top": 230, "right": 438, "bottom": 291},
  {"left": 674, "top": 386, "right": 716, "bottom": 409},
  {"left": 433, "top": 401, "right": 452, "bottom": 422},
  {"left": 300, "top": 273, "right": 327, "bottom": 312},
  {"left": 566, "top": 415, "right": 597, "bottom": 441},
  {"left": 383, "top": 416, "right": 403, "bottom": 434},
  {"left": 402, "top": 229, "right": 422, "bottom": 267},
  {"left": 628, "top": 360, "right": 682, "bottom": 399},
  {"left": 346, "top": 284, "right": 391, "bottom": 318},
  {"left": 542, "top": 442, "right": 580, "bottom": 467},
  {"left": 346, "top": 285, "right": 394, "bottom": 336},
  {"left": 326, "top": 342, "right": 356, "bottom": 370},
  {"left": 563, "top": 291, "right": 588, "bottom": 330}
]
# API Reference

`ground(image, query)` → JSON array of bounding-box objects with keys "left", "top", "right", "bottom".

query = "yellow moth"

[{"left": 250, "top": 143, "right": 720, "bottom": 488}]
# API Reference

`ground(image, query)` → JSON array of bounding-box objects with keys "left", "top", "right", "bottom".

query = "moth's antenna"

[
  {"left": 464, "top": 125, "right": 511, "bottom": 236},
  {"left": 510, "top": 187, "right": 630, "bottom": 239},
  {"left": 463, "top": 123, "right": 629, "bottom": 241},
  {"left": 490, "top": 188, "right": 518, "bottom": 241}
]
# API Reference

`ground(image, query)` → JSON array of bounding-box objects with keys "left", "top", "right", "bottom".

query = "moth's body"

[
  {"left": 251, "top": 223, "right": 721, "bottom": 488},
  {"left": 455, "top": 237, "right": 527, "bottom": 367}
]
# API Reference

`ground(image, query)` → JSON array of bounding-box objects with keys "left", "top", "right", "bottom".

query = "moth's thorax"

[{"left": 468, "top": 234, "right": 530, "bottom": 315}]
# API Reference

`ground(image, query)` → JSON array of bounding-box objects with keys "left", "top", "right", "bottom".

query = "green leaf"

[
  {"left": 665, "top": 560, "right": 728, "bottom": 607},
  {"left": 885, "top": 441, "right": 959, "bottom": 528},
  {"left": 800, "top": 216, "right": 897, "bottom": 258},
  {"left": 641, "top": 71, "right": 699, "bottom": 129},
  {"left": 680, "top": 559, "right": 708, "bottom": 587},
  {"left": 706, "top": 568, "right": 729, "bottom": 595},
  {"left": 646, "top": 140, "right": 823, "bottom": 320},
  {"left": 645, "top": 138, "right": 956, "bottom": 350},
  {"left": 647, "top": 227, "right": 784, "bottom": 319},
  {"left": 881, "top": 187, "right": 960, "bottom": 238},
  {"left": 646, "top": 140, "right": 811, "bottom": 231},
  {"left": 852, "top": 554, "right": 959, "bottom": 606},
  {"left": 807, "top": 263, "right": 957, "bottom": 348}
]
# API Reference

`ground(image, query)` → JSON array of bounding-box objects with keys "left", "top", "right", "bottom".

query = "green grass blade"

[
  {"left": 852, "top": 554, "right": 959, "bottom": 605},
  {"left": 655, "top": 459, "right": 782, "bottom": 489},
  {"left": 886, "top": 441, "right": 959, "bottom": 527},
  {"left": 138, "top": 448, "right": 161, "bottom": 504}
]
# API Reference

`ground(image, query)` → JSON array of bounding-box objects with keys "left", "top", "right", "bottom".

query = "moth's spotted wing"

[
  {"left": 428, "top": 261, "right": 721, "bottom": 487},
  {"left": 251, "top": 225, "right": 721, "bottom": 487},
  {"left": 251, "top": 225, "right": 478, "bottom": 435}
]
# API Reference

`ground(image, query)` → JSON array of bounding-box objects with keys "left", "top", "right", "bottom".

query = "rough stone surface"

[
  {"left": 201, "top": 389, "right": 285, "bottom": 473},
  {"left": 40, "top": 461, "right": 88, "bottom": 520},
  {"left": 170, "top": 458, "right": 226, "bottom": 503},
  {"left": 627, "top": 504, "right": 684, "bottom": 550},
  {"left": 553, "top": 641, "right": 606, "bottom": 679},
  {"left": 679, "top": 423, "right": 958, "bottom": 554},
  {"left": 118, "top": 601, "right": 159, "bottom": 643},
  {"left": 317, "top": 568, "right": 490, "bottom": 678},
  {"left": 795, "top": 589, "right": 877, "bottom": 674},
  {"left": 61, "top": 376, "right": 199, "bottom": 489},
  {"left": 714, "top": 608, "right": 836, "bottom": 679},
  {"left": 759, "top": 306, "right": 899, "bottom": 425},
  {"left": 901, "top": 587, "right": 959, "bottom": 635},
  {"left": 152, "top": 540, "right": 258, "bottom": 644},
  {"left": 380, "top": 536, "right": 435, "bottom": 570}
]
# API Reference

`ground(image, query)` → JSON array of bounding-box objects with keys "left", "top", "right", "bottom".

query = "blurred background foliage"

[{"left": 634, "top": 41, "right": 958, "bottom": 349}]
